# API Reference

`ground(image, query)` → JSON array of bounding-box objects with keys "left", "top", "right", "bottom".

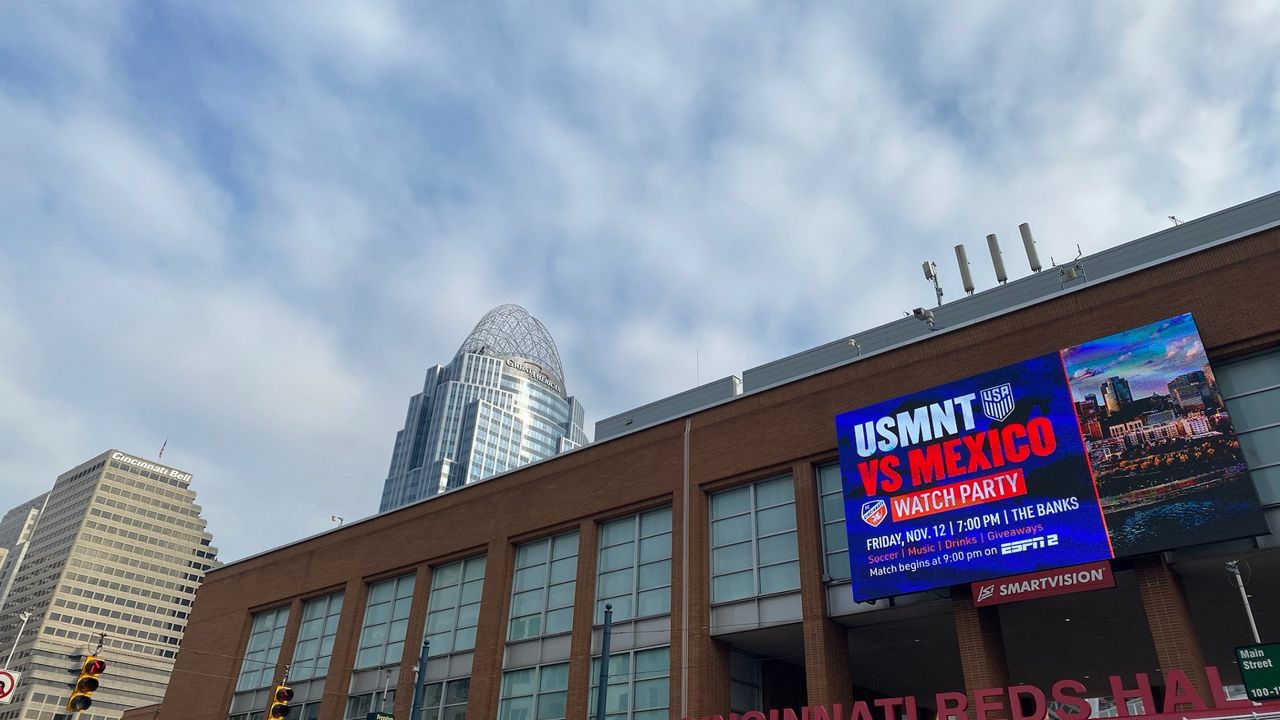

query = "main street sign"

[{"left": 1236, "top": 643, "right": 1280, "bottom": 701}]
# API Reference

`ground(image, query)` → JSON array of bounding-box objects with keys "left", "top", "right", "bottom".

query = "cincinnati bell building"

[
  {"left": 147, "top": 191, "right": 1280, "bottom": 720},
  {"left": 379, "top": 304, "right": 589, "bottom": 512},
  {"left": 0, "top": 450, "right": 217, "bottom": 720}
]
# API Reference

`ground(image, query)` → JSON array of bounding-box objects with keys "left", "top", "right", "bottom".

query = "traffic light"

[
  {"left": 268, "top": 683, "right": 293, "bottom": 718},
  {"left": 66, "top": 655, "right": 106, "bottom": 712}
]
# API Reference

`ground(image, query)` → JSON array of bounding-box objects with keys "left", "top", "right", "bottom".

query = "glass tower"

[{"left": 379, "top": 305, "right": 588, "bottom": 512}]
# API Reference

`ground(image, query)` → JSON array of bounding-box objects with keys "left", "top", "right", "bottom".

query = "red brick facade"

[{"left": 155, "top": 227, "right": 1280, "bottom": 720}]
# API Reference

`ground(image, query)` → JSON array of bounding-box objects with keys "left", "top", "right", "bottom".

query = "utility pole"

[
  {"left": 1227, "top": 560, "right": 1261, "bottom": 643},
  {"left": 594, "top": 604, "right": 614, "bottom": 720},
  {"left": 409, "top": 639, "right": 429, "bottom": 720},
  {"left": 5, "top": 611, "right": 31, "bottom": 668}
]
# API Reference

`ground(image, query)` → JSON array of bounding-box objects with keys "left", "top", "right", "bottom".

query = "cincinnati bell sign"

[{"left": 835, "top": 313, "right": 1265, "bottom": 601}]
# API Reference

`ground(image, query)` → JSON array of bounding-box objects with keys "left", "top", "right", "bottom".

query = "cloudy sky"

[{"left": 2, "top": 2, "right": 1278, "bottom": 561}]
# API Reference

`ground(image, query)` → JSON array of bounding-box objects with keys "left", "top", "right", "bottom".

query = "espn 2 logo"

[{"left": 999, "top": 534, "right": 1059, "bottom": 555}]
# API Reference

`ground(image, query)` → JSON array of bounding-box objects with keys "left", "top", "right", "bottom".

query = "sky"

[
  {"left": 1063, "top": 313, "right": 1209, "bottom": 401},
  {"left": 1, "top": 2, "right": 1278, "bottom": 562}
]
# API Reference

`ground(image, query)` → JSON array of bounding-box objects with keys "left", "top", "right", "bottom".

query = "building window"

[
  {"left": 346, "top": 690, "right": 394, "bottom": 720},
  {"left": 589, "top": 646, "right": 670, "bottom": 720},
  {"left": 508, "top": 532, "right": 578, "bottom": 642},
  {"left": 425, "top": 556, "right": 485, "bottom": 656},
  {"left": 291, "top": 592, "right": 343, "bottom": 681},
  {"left": 595, "top": 508, "right": 671, "bottom": 623},
  {"left": 729, "top": 650, "right": 762, "bottom": 713},
  {"left": 356, "top": 574, "right": 416, "bottom": 668},
  {"left": 286, "top": 702, "right": 321, "bottom": 720},
  {"left": 236, "top": 606, "right": 290, "bottom": 691},
  {"left": 499, "top": 662, "right": 569, "bottom": 720},
  {"left": 421, "top": 677, "right": 470, "bottom": 720},
  {"left": 709, "top": 476, "right": 799, "bottom": 603},
  {"left": 816, "top": 464, "right": 851, "bottom": 581}
]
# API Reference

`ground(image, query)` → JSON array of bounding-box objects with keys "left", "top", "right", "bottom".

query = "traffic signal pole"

[
  {"left": 593, "top": 604, "right": 614, "bottom": 720},
  {"left": 409, "top": 639, "right": 429, "bottom": 720}
]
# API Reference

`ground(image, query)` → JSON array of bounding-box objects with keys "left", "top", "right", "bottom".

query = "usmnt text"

[{"left": 850, "top": 392, "right": 1057, "bottom": 496}]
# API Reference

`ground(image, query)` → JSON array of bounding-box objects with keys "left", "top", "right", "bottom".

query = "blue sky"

[
  {"left": 1063, "top": 313, "right": 1210, "bottom": 401},
  {"left": 2, "top": 2, "right": 1278, "bottom": 561}
]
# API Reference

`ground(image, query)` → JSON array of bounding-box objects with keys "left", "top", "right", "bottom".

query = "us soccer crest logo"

[
  {"left": 860, "top": 499, "right": 888, "bottom": 527},
  {"left": 980, "top": 383, "right": 1015, "bottom": 422}
]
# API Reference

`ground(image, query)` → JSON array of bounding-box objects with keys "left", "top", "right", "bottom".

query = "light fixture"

[{"left": 912, "top": 307, "right": 936, "bottom": 329}]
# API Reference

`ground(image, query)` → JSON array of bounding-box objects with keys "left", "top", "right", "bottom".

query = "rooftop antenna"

[
  {"left": 986, "top": 234, "right": 1008, "bottom": 284},
  {"left": 1057, "top": 244, "right": 1087, "bottom": 288},
  {"left": 1169, "top": 215, "right": 1183, "bottom": 226},
  {"left": 1018, "top": 223, "right": 1043, "bottom": 273},
  {"left": 922, "top": 261, "right": 944, "bottom": 306},
  {"left": 953, "top": 244, "right": 975, "bottom": 296}
]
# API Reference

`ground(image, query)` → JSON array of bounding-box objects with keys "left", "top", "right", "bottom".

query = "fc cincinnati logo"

[
  {"left": 980, "top": 383, "right": 1016, "bottom": 422},
  {"left": 861, "top": 499, "right": 888, "bottom": 527}
]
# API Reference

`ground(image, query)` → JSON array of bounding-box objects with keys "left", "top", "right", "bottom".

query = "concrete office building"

[
  {"left": 379, "top": 304, "right": 588, "bottom": 512},
  {"left": 0, "top": 494, "right": 49, "bottom": 610},
  {"left": 0, "top": 450, "right": 217, "bottom": 720},
  {"left": 147, "top": 191, "right": 1280, "bottom": 720}
]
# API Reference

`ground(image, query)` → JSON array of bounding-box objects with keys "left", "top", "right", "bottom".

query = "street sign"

[
  {"left": 0, "top": 669, "right": 21, "bottom": 704},
  {"left": 1236, "top": 643, "right": 1280, "bottom": 701},
  {"left": 366, "top": 713, "right": 394, "bottom": 720}
]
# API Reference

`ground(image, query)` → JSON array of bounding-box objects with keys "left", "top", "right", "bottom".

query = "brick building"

[{"left": 139, "top": 191, "right": 1280, "bottom": 720}]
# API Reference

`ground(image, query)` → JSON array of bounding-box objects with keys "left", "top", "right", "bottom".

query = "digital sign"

[{"left": 835, "top": 313, "right": 1266, "bottom": 601}]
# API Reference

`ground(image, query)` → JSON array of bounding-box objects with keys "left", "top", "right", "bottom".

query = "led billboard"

[{"left": 835, "top": 313, "right": 1266, "bottom": 601}]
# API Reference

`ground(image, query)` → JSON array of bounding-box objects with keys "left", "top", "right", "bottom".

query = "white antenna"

[
  {"left": 986, "top": 234, "right": 1008, "bottom": 283},
  {"left": 1019, "top": 223, "right": 1043, "bottom": 272},
  {"left": 953, "top": 244, "right": 974, "bottom": 295},
  {"left": 922, "top": 261, "right": 943, "bottom": 306}
]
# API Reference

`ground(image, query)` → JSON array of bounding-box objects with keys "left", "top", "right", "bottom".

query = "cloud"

[{"left": 1072, "top": 367, "right": 1103, "bottom": 380}]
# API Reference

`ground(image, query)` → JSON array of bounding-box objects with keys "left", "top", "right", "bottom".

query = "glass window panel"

[
  {"left": 599, "top": 543, "right": 635, "bottom": 572},
  {"left": 601, "top": 595, "right": 634, "bottom": 622},
  {"left": 536, "top": 691, "right": 567, "bottom": 719},
  {"left": 464, "top": 557, "right": 486, "bottom": 581},
  {"left": 640, "top": 508, "right": 672, "bottom": 537},
  {"left": 514, "top": 566, "right": 544, "bottom": 593},
  {"left": 396, "top": 577, "right": 416, "bottom": 598},
  {"left": 755, "top": 477, "right": 794, "bottom": 507},
  {"left": 324, "top": 615, "right": 341, "bottom": 635},
  {"left": 712, "top": 570, "right": 754, "bottom": 603},
  {"left": 712, "top": 541, "right": 753, "bottom": 574},
  {"left": 546, "top": 582, "right": 575, "bottom": 610},
  {"left": 552, "top": 533, "right": 578, "bottom": 559},
  {"left": 303, "top": 601, "right": 324, "bottom": 621},
  {"left": 598, "top": 568, "right": 633, "bottom": 597},
  {"left": 365, "top": 602, "right": 392, "bottom": 626},
  {"left": 457, "top": 602, "right": 481, "bottom": 627},
  {"left": 637, "top": 535, "right": 671, "bottom": 563},
  {"left": 424, "top": 683, "right": 443, "bottom": 707},
  {"left": 544, "top": 607, "right": 573, "bottom": 634},
  {"left": 600, "top": 519, "right": 636, "bottom": 547},
  {"left": 425, "top": 631, "right": 452, "bottom": 655},
  {"left": 433, "top": 563, "right": 462, "bottom": 588},
  {"left": 454, "top": 626, "right": 476, "bottom": 651},
  {"left": 758, "top": 533, "right": 798, "bottom": 565},
  {"left": 385, "top": 641, "right": 404, "bottom": 663},
  {"left": 756, "top": 505, "right": 796, "bottom": 535},
  {"left": 368, "top": 582, "right": 394, "bottom": 605},
  {"left": 540, "top": 663, "right": 569, "bottom": 691},
  {"left": 549, "top": 557, "right": 576, "bottom": 584},
  {"left": 517, "top": 540, "right": 549, "bottom": 568},
  {"left": 637, "top": 560, "right": 671, "bottom": 590},
  {"left": 635, "top": 647, "right": 668, "bottom": 674},
  {"left": 446, "top": 678, "right": 470, "bottom": 704},
  {"left": 711, "top": 515, "right": 751, "bottom": 546},
  {"left": 817, "top": 465, "right": 843, "bottom": 494},
  {"left": 510, "top": 615, "right": 540, "bottom": 640},
  {"left": 828, "top": 550, "right": 851, "bottom": 580},
  {"left": 356, "top": 647, "right": 381, "bottom": 667},
  {"left": 426, "top": 609, "right": 453, "bottom": 634},
  {"left": 636, "top": 588, "right": 669, "bottom": 616},
  {"left": 634, "top": 678, "right": 669, "bottom": 710},
  {"left": 461, "top": 578, "right": 484, "bottom": 603},
  {"left": 431, "top": 583, "right": 460, "bottom": 608},
  {"left": 821, "top": 492, "right": 845, "bottom": 521},
  {"left": 512, "top": 589, "right": 544, "bottom": 616},
  {"left": 711, "top": 487, "right": 751, "bottom": 519},
  {"left": 392, "top": 597, "right": 413, "bottom": 620},
  {"left": 500, "top": 696, "right": 534, "bottom": 720},
  {"left": 759, "top": 561, "right": 800, "bottom": 593},
  {"left": 503, "top": 668, "right": 536, "bottom": 695}
]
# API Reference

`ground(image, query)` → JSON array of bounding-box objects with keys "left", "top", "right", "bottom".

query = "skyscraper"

[
  {"left": 1100, "top": 376, "right": 1133, "bottom": 414},
  {"left": 0, "top": 493, "right": 49, "bottom": 610},
  {"left": 0, "top": 450, "right": 217, "bottom": 720},
  {"left": 379, "top": 304, "right": 589, "bottom": 512}
]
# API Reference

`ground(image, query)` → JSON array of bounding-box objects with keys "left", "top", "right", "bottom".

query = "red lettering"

[
  {"left": 943, "top": 438, "right": 966, "bottom": 478},
  {"left": 848, "top": 701, "right": 876, "bottom": 720},
  {"left": 986, "top": 428, "right": 1004, "bottom": 465},
  {"left": 1007, "top": 685, "right": 1045, "bottom": 720},
  {"left": 935, "top": 692, "right": 969, "bottom": 720},
  {"left": 962, "top": 433, "right": 994, "bottom": 472},
  {"left": 1002, "top": 424, "right": 1030, "bottom": 462},
  {"left": 742, "top": 712, "right": 767, "bottom": 720},
  {"left": 908, "top": 445, "right": 945, "bottom": 486},
  {"left": 905, "top": 695, "right": 918, "bottom": 720},
  {"left": 1109, "top": 673, "right": 1155, "bottom": 716},
  {"left": 1026, "top": 417, "right": 1056, "bottom": 455},
  {"left": 1161, "top": 669, "right": 1207, "bottom": 712},
  {"left": 881, "top": 455, "right": 902, "bottom": 492},
  {"left": 782, "top": 709, "right": 806, "bottom": 720},
  {"left": 874, "top": 698, "right": 903, "bottom": 720},
  {"left": 974, "top": 688, "right": 1005, "bottom": 720},
  {"left": 811, "top": 707, "right": 835, "bottom": 720},
  {"left": 1049, "top": 680, "right": 1089, "bottom": 719},
  {"left": 858, "top": 459, "right": 880, "bottom": 496}
]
